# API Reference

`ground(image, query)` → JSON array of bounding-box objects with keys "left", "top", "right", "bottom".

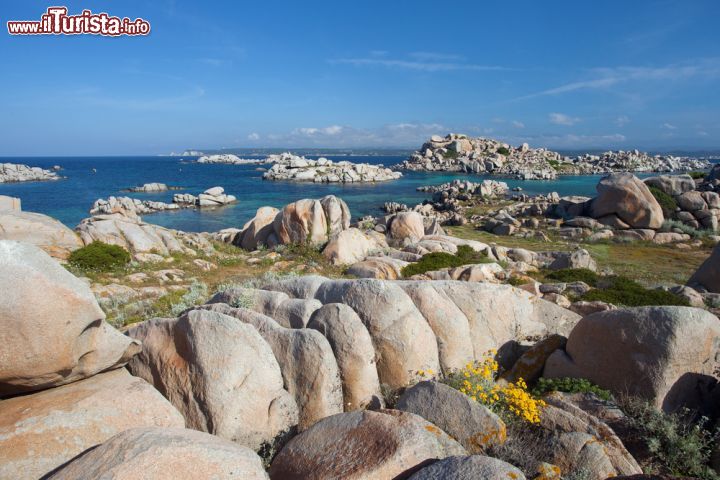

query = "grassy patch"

[
  {"left": 401, "top": 244, "right": 492, "bottom": 277},
  {"left": 689, "top": 171, "right": 707, "bottom": 179},
  {"left": 68, "top": 241, "right": 131, "bottom": 272},
  {"left": 497, "top": 146, "right": 510, "bottom": 155},
  {"left": 544, "top": 268, "right": 599, "bottom": 286},
  {"left": 445, "top": 224, "right": 710, "bottom": 287},
  {"left": 582, "top": 275, "right": 689, "bottom": 307},
  {"left": 533, "top": 377, "right": 612, "bottom": 401},
  {"left": 649, "top": 186, "right": 679, "bottom": 219}
]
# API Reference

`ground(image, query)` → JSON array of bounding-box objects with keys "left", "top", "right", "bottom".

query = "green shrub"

[
  {"left": 689, "top": 171, "right": 707, "bottom": 179},
  {"left": 620, "top": 398, "right": 720, "bottom": 479},
  {"left": 497, "top": 146, "right": 511, "bottom": 155},
  {"left": 443, "top": 149, "right": 459, "bottom": 160},
  {"left": 68, "top": 241, "right": 131, "bottom": 272},
  {"left": 648, "top": 186, "right": 678, "bottom": 219},
  {"left": 544, "top": 268, "right": 599, "bottom": 287},
  {"left": 401, "top": 244, "right": 492, "bottom": 277},
  {"left": 532, "top": 377, "right": 612, "bottom": 401},
  {"left": 582, "top": 275, "right": 689, "bottom": 307},
  {"left": 662, "top": 219, "right": 710, "bottom": 239}
]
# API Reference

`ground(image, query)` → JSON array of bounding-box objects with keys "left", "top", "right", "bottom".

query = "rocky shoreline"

[
  {"left": 196, "top": 154, "right": 263, "bottom": 165},
  {"left": 0, "top": 162, "right": 61, "bottom": 183},
  {"left": 395, "top": 133, "right": 711, "bottom": 180}
]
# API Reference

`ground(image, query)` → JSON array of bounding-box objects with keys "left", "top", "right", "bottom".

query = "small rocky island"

[
  {"left": 395, "top": 133, "right": 711, "bottom": 180},
  {"left": 263, "top": 152, "right": 402, "bottom": 183},
  {"left": 90, "top": 186, "right": 237, "bottom": 216},
  {"left": 197, "top": 154, "right": 262, "bottom": 165},
  {"left": 0, "top": 163, "right": 61, "bottom": 183}
]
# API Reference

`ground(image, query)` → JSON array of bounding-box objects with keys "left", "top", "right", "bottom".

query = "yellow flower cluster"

[{"left": 449, "top": 351, "right": 545, "bottom": 424}]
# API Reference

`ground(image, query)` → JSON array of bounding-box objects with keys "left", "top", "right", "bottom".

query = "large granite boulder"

[
  {"left": 408, "top": 455, "right": 526, "bottom": 480},
  {"left": 202, "top": 304, "right": 343, "bottom": 430},
  {"left": 273, "top": 198, "right": 328, "bottom": 245},
  {"left": 644, "top": 175, "right": 695, "bottom": 196},
  {"left": 0, "top": 240, "right": 140, "bottom": 396},
  {"left": 544, "top": 306, "right": 720, "bottom": 412},
  {"left": 0, "top": 369, "right": 184, "bottom": 480},
  {"left": 307, "top": 303, "right": 383, "bottom": 410},
  {"left": 688, "top": 244, "right": 720, "bottom": 293},
  {"left": 315, "top": 279, "right": 441, "bottom": 388},
  {"left": 76, "top": 213, "right": 185, "bottom": 259},
  {"left": 46, "top": 427, "right": 268, "bottom": 480},
  {"left": 388, "top": 211, "right": 426, "bottom": 243},
  {"left": 320, "top": 195, "right": 351, "bottom": 235},
  {"left": 235, "top": 206, "right": 279, "bottom": 250},
  {"left": 126, "top": 310, "right": 298, "bottom": 451},
  {"left": 0, "top": 210, "right": 82, "bottom": 259},
  {"left": 323, "top": 227, "right": 380, "bottom": 265},
  {"left": 0, "top": 195, "right": 21, "bottom": 211},
  {"left": 397, "top": 381, "right": 506, "bottom": 452},
  {"left": 268, "top": 410, "right": 466, "bottom": 479},
  {"left": 589, "top": 173, "right": 664, "bottom": 229}
]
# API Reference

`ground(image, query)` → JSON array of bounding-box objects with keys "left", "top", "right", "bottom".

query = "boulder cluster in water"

[
  {"left": 263, "top": 152, "right": 402, "bottom": 183},
  {"left": 0, "top": 162, "right": 61, "bottom": 183},
  {"left": 395, "top": 133, "right": 711, "bottom": 180}
]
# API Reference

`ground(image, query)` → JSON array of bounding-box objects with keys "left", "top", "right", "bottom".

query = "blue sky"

[{"left": 1, "top": 0, "right": 719, "bottom": 155}]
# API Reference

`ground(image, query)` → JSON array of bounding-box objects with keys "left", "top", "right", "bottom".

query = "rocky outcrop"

[
  {"left": 544, "top": 306, "right": 720, "bottom": 412},
  {"left": 232, "top": 195, "right": 351, "bottom": 249},
  {"left": 0, "top": 241, "right": 139, "bottom": 396},
  {"left": 572, "top": 150, "right": 709, "bottom": 174},
  {"left": 126, "top": 310, "right": 299, "bottom": 451},
  {"left": 395, "top": 134, "right": 560, "bottom": 180},
  {"left": 0, "top": 369, "right": 184, "bottom": 480},
  {"left": 0, "top": 162, "right": 60, "bottom": 183},
  {"left": 76, "top": 213, "right": 188, "bottom": 260},
  {"left": 173, "top": 186, "right": 237, "bottom": 208},
  {"left": 128, "top": 182, "right": 170, "bottom": 192},
  {"left": 90, "top": 196, "right": 182, "bottom": 216},
  {"left": 263, "top": 152, "right": 402, "bottom": 183},
  {"left": 46, "top": 427, "right": 269, "bottom": 480},
  {"left": 418, "top": 179, "right": 509, "bottom": 202},
  {"left": 0, "top": 209, "right": 82, "bottom": 259},
  {"left": 197, "top": 153, "right": 260, "bottom": 164},
  {"left": 388, "top": 211, "right": 426, "bottom": 244},
  {"left": 688, "top": 244, "right": 720, "bottom": 293},
  {"left": 323, "top": 228, "right": 383, "bottom": 265},
  {"left": 268, "top": 410, "right": 466, "bottom": 479},
  {"left": 589, "top": 173, "right": 664, "bottom": 229}
]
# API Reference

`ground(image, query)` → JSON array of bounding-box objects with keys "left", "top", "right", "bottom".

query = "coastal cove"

[{"left": 3, "top": 154, "right": 717, "bottom": 233}]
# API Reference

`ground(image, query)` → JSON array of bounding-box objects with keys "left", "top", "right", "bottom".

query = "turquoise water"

[{"left": 0, "top": 155, "right": 696, "bottom": 232}]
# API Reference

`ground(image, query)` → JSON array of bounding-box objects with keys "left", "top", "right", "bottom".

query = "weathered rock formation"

[
  {"left": 0, "top": 162, "right": 60, "bottom": 183},
  {"left": 263, "top": 152, "right": 402, "bottom": 183}
]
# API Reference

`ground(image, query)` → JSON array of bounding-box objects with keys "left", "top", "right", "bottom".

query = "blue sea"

[{"left": 0, "top": 155, "right": 713, "bottom": 232}]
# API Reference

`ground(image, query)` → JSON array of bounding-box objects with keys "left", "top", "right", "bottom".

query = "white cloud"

[
  {"left": 615, "top": 115, "right": 630, "bottom": 127},
  {"left": 662, "top": 123, "right": 677, "bottom": 130},
  {"left": 515, "top": 57, "right": 720, "bottom": 100},
  {"left": 698, "top": 131, "right": 709, "bottom": 137},
  {"left": 293, "top": 125, "right": 344, "bottom": 136},
  {"left": 247, "top": 132, "right": 260, "bottom": 140},
  {"left": 330, "top": 54, "right": 508, "bottom": 72},
  {"left": 511, "top": 120, "right": 525, "bottom": 129},
  {"left": 549, "top": 113, "right": 580, "bottom": 126},
  {"left": 263, "top": 123, "right": 449, "bottom": 147}
]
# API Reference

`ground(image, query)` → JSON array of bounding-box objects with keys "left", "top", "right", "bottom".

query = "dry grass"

[{"left": 446, "top": 224, "right": 712, "bottom": 287}]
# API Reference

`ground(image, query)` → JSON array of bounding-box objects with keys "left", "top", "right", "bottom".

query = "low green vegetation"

[
  {"left": 544, "top": 268, "right": 599, "bottom": 286},
  {"left": 620, "top": 398, "right": 719, "bottom": 479},
  {"left": 649, "top": 186, "right": 679, "bottom": 219},
  {"left": 532, "top": 377, "right": 612, "bottom": 401},
  {"left": 582, "top": 275, "right": 689, "bottom": 307},
  {"left": 689, "top": 171, "right": 707, "bottom": 179},
  {"left": 401, "top": 245, "right": 492, "bottom": 277},
  {"left": 68, "top": 241, "right": 131, "bottom": 272},
  {"left": 496, "top": 146, "right": 511, "bottom": 155},
  {"left": 443, "top": 149, "right": 459, "bottom": 160}
]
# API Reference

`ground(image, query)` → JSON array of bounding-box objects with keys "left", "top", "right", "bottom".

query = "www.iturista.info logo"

[{"left": 7, "top": 6, "right": 151, "bottom": 36}]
